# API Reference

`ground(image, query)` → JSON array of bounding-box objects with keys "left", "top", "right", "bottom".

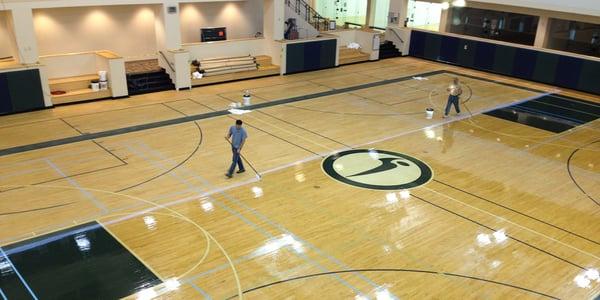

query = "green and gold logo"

[{"left": 322, "top": 149, "right": 433, "bottom": 190}]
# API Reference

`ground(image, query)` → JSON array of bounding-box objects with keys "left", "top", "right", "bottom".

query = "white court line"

[
  {"left": 421, "top": 186, "right": 600, "bottom": 262},
  {"left": 0, "top": 247, "right": 39, "bottom": 300},
  {"left": 0, "top": 287, "right": 7, "bottom": 300},
  {"left": 45, "top": 159, "right": 108, "bottom": 213}
]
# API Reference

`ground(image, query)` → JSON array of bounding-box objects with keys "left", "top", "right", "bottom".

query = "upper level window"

[
  {"left": 407, "top": 0, "right": 443, "bottom": 31},
  {"left": 447, "top": 7, "right": 539, "bottom": 46},
  {"left": 546, "top": 19, "right": 600, "bottom": 58}
]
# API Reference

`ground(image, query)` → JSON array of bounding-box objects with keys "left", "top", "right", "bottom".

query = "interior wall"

[
  {"left": 33, "top": 5, "right": 158, "bottom": 60},
  {"left": 0, "top": 11, "right": 16, "bottom": 59},
  {"left": 180, "top": 0, "right": 263, "bottom": 44}
]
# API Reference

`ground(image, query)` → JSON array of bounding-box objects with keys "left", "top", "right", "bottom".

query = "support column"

[
  {"left": 273, "top": 0, "right": 285, "bottom": 40},
  {"left": 366, "top": 0, "right": 376, "bottom": 27},
  {"left": 154, "top": 2, "right": 182, "bottom": 51},
  {"left": 534, "top": 16, "right": 550, "bottom": 48},
  {"left": 10, "top": 7, "right": 39, "bottom": 64},
  {"left": 388, "top": 0, "right": 409, "bottom": 27},
  {"left": 439, "top": 7, "right": 450, "bottom": 32}
]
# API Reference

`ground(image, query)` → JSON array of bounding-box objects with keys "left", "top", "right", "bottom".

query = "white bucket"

[
  {"left": 98, "top": 71, "right": 107, "bottom": 82},
  {"left": 426, "top": 108, "right": 434, "bottom": 119},
  {"left": 91, "top": 82, "right": 100, "bottom": 91},
  {"left": 243, "top": 96, "right": 251, "bottom": 106}
]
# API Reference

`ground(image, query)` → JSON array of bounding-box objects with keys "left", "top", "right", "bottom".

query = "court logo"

[{"left": 322, "top": 149, "right": 433, "bottom": 190}]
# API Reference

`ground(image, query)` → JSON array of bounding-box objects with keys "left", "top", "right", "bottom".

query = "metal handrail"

[
  {"left": 369, "top": 26, "right": 387, "bottom": 31},
  {"left": 158, "top": 50, "right": 176, "bottom": 73},
  {"left": 388, "top": 27, "right": 405, "bottom": 44},
  {"left": 344, "top": 22, "right": 364, "bottom": 29},
  {"left": 285, "top": 0, "right": 328, "bottom": 31}
]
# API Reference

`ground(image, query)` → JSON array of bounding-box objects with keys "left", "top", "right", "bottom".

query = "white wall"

[
  {"left": 0, "top": 11, "right": 16, "bottom": 59},
  {"left": 180, "top": 0, "right": 263, "bottom": 44},
  {"left": 33, "top": 5, "right": 158, "bottom": 60},
  {"left": 183, "top": 38, "right": 266, "bottom": 60}
]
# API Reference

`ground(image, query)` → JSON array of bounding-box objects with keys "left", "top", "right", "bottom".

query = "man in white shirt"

[{"left": 444, "top": 77, "right": 463, "bottom": 118}]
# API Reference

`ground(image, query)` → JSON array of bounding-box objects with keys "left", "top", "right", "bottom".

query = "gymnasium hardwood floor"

[{"left": 0, "top": 57, "right": 599, "bottom": 299}]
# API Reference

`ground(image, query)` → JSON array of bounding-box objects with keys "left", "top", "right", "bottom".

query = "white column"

[
  {"left": 154, "top": 2, "right": 182, "bottom": 51},
  {"left": 273, "top": 0, "right": 285, "bottom": 40},
  {"left": 10, "top": 7, "right": 39, "bottom": 64},
  {"left": 534, "top": 16, "right": 550, "bottom": 48},
  {"left": 366, "top": 0, "right": 376, "bottom": 27},
  {"left": 388, "top": 0, "right": 409, "bottom": 27}
]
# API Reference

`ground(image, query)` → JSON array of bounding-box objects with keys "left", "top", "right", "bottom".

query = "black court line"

[
  {"left": 255, "top": 110, "right": 351, "bottom": 148},
  {"left": 0, "top": 202, "right": 75, "bottom": 216},
  {"left": 116, "top": 121, "right": 204, "bottom": 192},
  {"left": 60, "top": 118, "right": 84, "bottom": 135},
  {"left": 566, "top": 139, "right": 600, "bottom": 207},
  {"left": 284, "top": 104, "right": 424, "bottom": 116},
  {"left": 410, "top": 193, "right": 586, "bottom": 271},
  {"left": 224, "top": 269, "right": 559, "bottom": 300},
  {"left": 92, "top": 140, "right": 128, "bottom": 165},
  {"left": 433, "top": 179, "right": 600, "bottom": 245},
  {"left": 0, "top": 70, "right": 449, "bottom": 157},
  {"left": 227, "top": 115, "right": 322, "bottom": 157}
]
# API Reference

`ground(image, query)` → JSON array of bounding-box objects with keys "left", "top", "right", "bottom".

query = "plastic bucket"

[
  {"left": 426, "top": 108, "right": 434, "bottom": 119},
  {"left": 98, "top": 71, "right": 107, "bottom": 82}
]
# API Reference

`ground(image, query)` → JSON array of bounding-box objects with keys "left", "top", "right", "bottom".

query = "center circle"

[{"left": 322, "top": 149, "right": 433, "bottom": 190}]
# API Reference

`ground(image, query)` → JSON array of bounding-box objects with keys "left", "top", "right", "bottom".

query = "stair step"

[{"left": 126, "top": 68, "right": 174, "bottom": 95}]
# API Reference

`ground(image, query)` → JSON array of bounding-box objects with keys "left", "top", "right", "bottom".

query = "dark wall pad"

[
  {"left": 303, "top": 41, "right": 321, "bottom": 71},
  {"left": 409, "top": 30, "right": 600, "bottom": 95},
  {"left": 440, "top": 36, "right": 460, "bottom": 63},
  {"left": 493, "top": 45, "right": 516, "bottom": 75},
  {"left": 555, "top": 56, "right": 582, "bottom": 89},
  {"left": 409, "top": 30, "right": 426, "bottom": 57},
  {"left": 6, "top": 69, "right": 45, "bottom": 113},
  {"left": 424, "top": 33, "right": 442, "bottom": 60},
  {"left": 474, "top": 42, "right": 496, "bottom": 71},
  {"left": 512, "top": 48, "right": 538, "bottom": 79},
  {"left": 578, "top": 60, "right": 600, "bottom": 95},
  {"left": 532, "top": 52, "right": 559, "bottom": 84},
  {"left": 286, "top": 43, "right": 305, "bottom": 74},
  {"left": 0, "top": 74, "right": 13, "bottom": 114},
  {"left": 457, "top": 39, "right": 477, "bottom": 68},
  {"left": 286, "top": 39, "right": 336, "bottom": 74},
  {"left": 319, "top": 39, "right": 337, "bottom": 69}
]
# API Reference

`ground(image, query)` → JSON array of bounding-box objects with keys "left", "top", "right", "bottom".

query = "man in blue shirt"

[{"left": 225, "top": 119, "right": 248, "bottom": 178}]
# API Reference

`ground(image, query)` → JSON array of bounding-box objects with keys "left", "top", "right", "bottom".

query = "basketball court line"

[
  {"left": 60, "top": 118, "right": 84, "bottom": 135},
  {"left": 2, "top": 90, "right": 593, "bottom": 252},
  {"left": 222, "top": 269, "right": 560, "bottom": 300},
  {"left": 417, "top": 187, "right": 599, "bottom": 265},
  {"left": 124, "top": 141, "right": 385, "bottom": 298},
  {"left": 0, "top": 287, "right": 7, "bottom": 300},
  {"left": 0, "top": 78, "right": 596, "bottom": 298},
  {"left": 45, "top": 159, "right": 108, "bottom": 213},
  {"left": 124, "top": 130, "right": 595, "bottom": 294},
  {"left": 0, "top": 247, "right": 39, "bottom": 300},
  {"left": 0, "top": 70, "right": 450, "bottom": 157}
]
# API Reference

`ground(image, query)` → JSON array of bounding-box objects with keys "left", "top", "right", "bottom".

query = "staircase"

[
  {"left": 284, "top": 0, "right": 331, "bottom": 38},
  {"left": 379, "top": 41, "right": 402, "bottom": 59},
  {"left": 126, "top": 68, "right": 175, "bottom": 96}
]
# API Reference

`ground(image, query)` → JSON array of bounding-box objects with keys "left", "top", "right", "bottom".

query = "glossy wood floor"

[{"left": 1, "top": 57, "right": 599, "bottom": 299}]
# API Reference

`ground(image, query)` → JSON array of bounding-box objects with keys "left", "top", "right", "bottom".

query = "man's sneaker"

[
  {"left": 225, "top": 173, "right": 232, "bottom": 178},
  {"left": 237, "top": 169, "right": 246, "bottom": 174}
]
